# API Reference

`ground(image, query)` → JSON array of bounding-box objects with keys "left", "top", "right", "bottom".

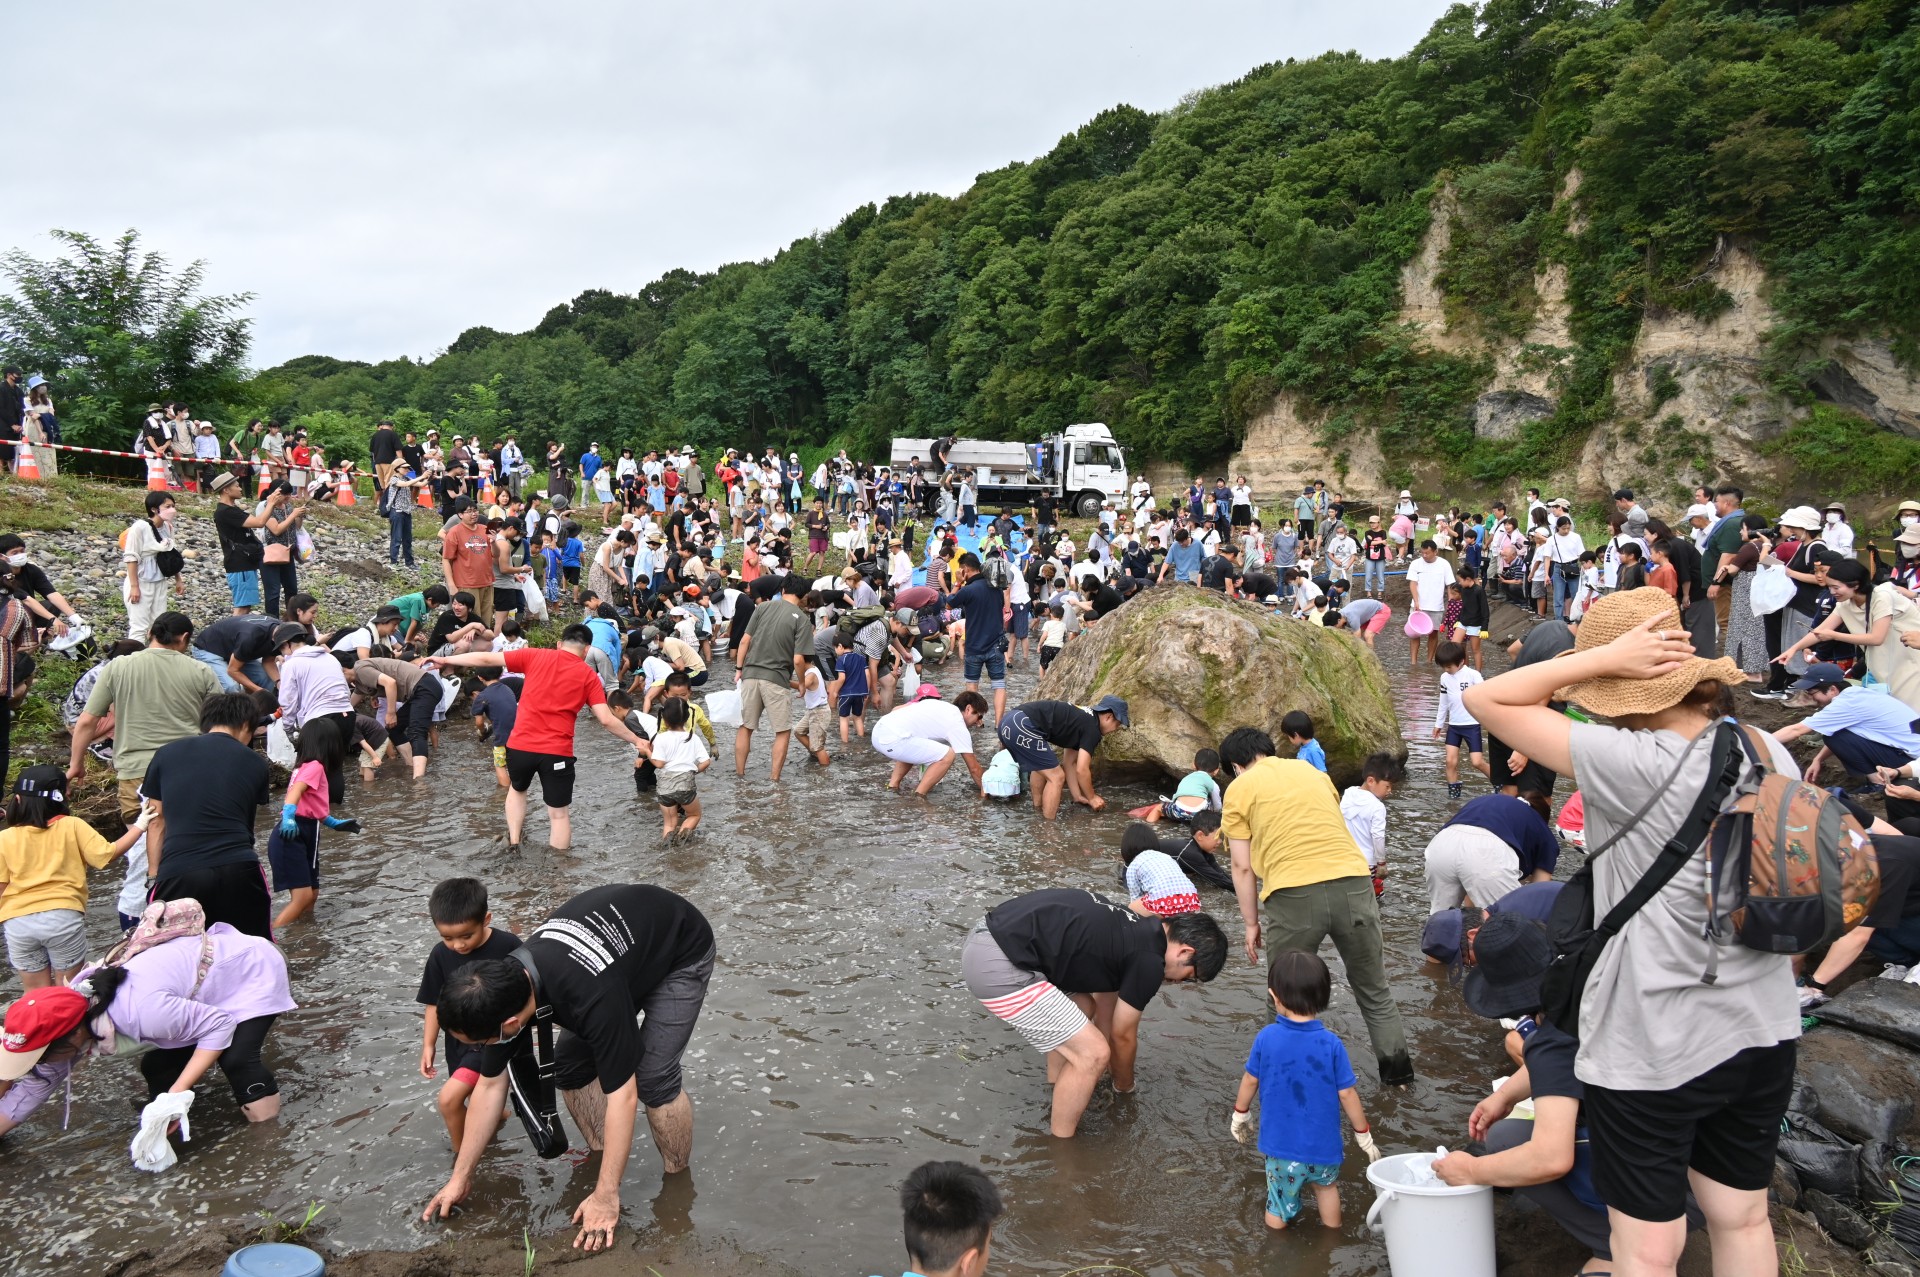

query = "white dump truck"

[{"left": 888, "top": 423, "right": 1128, "bottom": 518}]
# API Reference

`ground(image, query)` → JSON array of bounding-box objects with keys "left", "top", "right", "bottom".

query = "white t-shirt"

[
  {"left": 1039, "top": 618, "right": 1067, "bottom": 648},
  {"left": 1405, "top": 556, "right": 1456, "bottom": 611},
  {"left": 1435, "top": 666, "right": 1484, "bottom": 728},
  {"left": 651, "top": 728, "right": 710, "bottom": 774},
  {"left": 874, "top": 700, "right": 975, "bottom": 755},
  {"left": 1339, "top": 786, "right": 1387, "bottom": 869}
]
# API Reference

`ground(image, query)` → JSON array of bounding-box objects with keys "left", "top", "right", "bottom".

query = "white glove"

[
  {"left": 133, "top": 802, "right": 156, "bottom": 832},
  {"left": 1230, "top": 1107, "right": 1256, "bottom": 1145},
  {"left": 1798, "top": 984, "right": 1830, "bottom": 1012},
  {"left": 1354, "top": 1127, "right": 1380, "bottom": 1163}
]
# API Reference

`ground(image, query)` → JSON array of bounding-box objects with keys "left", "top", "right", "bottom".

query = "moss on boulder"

[{"left": 1036, "top": 584, "right": 1405, "bottom": 788}]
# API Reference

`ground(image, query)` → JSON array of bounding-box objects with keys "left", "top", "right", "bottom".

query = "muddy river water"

[{"left": 6, "top": 635, "right": 1509, "bottom": 1277}]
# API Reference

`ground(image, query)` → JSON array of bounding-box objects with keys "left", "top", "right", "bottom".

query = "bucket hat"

[
  {"left": 1461, "top": 912, "right": 1553, "bottom": 1019},
  {"left": 1554, "top": 587, "right": 1744, "bottom": 717},
  {"left": 1778, "top": 506, "right": 1823, "bottom": 531}
]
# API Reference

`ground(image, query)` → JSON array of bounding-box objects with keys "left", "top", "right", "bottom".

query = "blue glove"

[
  {"left": 322, "top": 816, "right": 362, "bottom": 833},
  {"left": 278, "top": 803, "right": 298, "bottom": 838}
]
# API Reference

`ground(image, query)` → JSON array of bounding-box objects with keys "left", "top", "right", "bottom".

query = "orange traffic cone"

[
  {"left": 417, "top": 485, "right": 434, "bottom": 509},
  {"left": 14, "top": 442, "right": 41, "bottom": 481},
  {"left": 145, "top": 456, "right": 169, "bottom": 491},
  {"left": 336, "top": 478, "right": 357, "bottom": 507},
  {"left": 257, "top": 461, "right": 272, "bottom": 495},
  {"left": 480, "top": 479, "right": 495, "bottom": 506}
]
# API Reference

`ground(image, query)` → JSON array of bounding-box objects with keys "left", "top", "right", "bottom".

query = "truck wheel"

[{"left": 1074, "top": 492, "right": 1102, "bottom": 518}]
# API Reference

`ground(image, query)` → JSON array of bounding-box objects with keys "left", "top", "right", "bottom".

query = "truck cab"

[
  {"left": 1052, "top": 424, "right": 1127, "bottom": 518},
  {"left": 891, "top": 423, "right": 1127, "bottom": 518}
]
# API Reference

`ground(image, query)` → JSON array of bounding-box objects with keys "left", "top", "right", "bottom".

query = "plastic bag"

[
  {"left": 899, "top": 662, "right": 921, "bottom": 701},
  {"left": 265, "top": 721, "right": 297, "bottom": 768},
  {"left": 705, "top": 688, "right": 743, "bottom": 727},
  {"left": 1750, "top": 558, "right": 1794, "bottom": 615},
  {"left": 130, "top": 1090, "right": 194, "bottom": 1173}
]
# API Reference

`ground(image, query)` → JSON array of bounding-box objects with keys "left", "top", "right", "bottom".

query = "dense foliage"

[{"left": 16, "top": 0, "right": 1920, "bottom": 483}]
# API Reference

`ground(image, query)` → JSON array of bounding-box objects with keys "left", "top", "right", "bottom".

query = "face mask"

[
  {"left": 1827, "top": 513, "right": 1841, "bottom": 524},
  {"left": 156, "top": 508, "right": 176, "bottom": 523},
  {"left": 4, "top": 552, "right": 26, "bottom": 568},
  {"left": 1902, "top": 516, "right": 1919, "bottom": 528}
]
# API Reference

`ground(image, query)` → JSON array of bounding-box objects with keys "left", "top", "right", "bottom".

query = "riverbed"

[{"left": 9, "top": 616, "right": 1516, "bottom": 1277}]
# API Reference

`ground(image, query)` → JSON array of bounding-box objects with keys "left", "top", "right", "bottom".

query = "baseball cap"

[
  {"left": 1089, "top": 695, "right": 1131, "bottom": 727},
  {"left": 1788, "top": 662, "right": 1849, "bottom": 692},
  {"left": 1686, "top": 502, "right": 1715, "bottom": 522},
  {"left": 0, "top": 987, "right": 89, "bottom": 1081},
  {"left": 1460, "top": 912, "right": 1552, "bottom": 1019},
  {"left": 893, "top": 607, "right": 917, "bottom": 626}
]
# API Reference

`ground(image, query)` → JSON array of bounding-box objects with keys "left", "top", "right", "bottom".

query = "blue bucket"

[{"left": 222, "top": 1243, "right": 325, "bottom": 1277}]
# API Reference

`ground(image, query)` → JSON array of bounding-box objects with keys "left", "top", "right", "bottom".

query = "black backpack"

[{"left": 1539, "top": 723, "right": 1744, "bottom": 1040}]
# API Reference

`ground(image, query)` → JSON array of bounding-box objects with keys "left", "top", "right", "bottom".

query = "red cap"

[{"left": 0, "top": 987, "right": 88, "bottom": 1080}]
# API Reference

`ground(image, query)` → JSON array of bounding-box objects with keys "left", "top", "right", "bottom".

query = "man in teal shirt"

[
  {"left": 389, "top": 584, "right": 450, "bottom": 648},
  {"left": 871, "top": 1161, "right": 1002, "bottom": 1277}
]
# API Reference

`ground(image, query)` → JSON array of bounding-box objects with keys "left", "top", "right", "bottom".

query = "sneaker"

[
  {"left": 1749, "top": 689, "right": 1785, "bottom": 701},
  {"left": 1447, "top": 782, "right": 1463, "bottom": 800},
  {"left": 1782, "top": 691, "right": 1816, "bottom": 709}
]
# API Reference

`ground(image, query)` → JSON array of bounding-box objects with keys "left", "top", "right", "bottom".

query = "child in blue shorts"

[{"left": 1231, "top": 950, "right": 1380, "bottom": 1230}]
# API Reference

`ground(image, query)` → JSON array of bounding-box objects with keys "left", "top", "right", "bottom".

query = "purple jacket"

[
  {"left": 0, "top": 926, "right": 295, "bottom": 1126},
  {"left": 277, "top": 644, "right": 352, "bottom": 726}
]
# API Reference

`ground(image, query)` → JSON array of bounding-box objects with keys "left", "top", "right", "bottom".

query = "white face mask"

[
  {"left": 1826, "top": 513, "right": 1841, "bottom": 524},
  {"left": 4, "top": 552, "right": 26, "bottom": 568},
  {"left": 1902, "top": 516, "right": 1919, "bottom": 528}
]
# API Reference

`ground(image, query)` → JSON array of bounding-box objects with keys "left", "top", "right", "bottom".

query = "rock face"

[
  {"left": 1033, "top": 584, "right": 1405, "bottom": 788},
  {"left": 1226, "top": 392, "right": 1391, "bottom": 506}
]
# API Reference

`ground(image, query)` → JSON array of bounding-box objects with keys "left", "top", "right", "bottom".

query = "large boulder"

[{"left": 1035, "top": 584, "right": 1405, "bottom": 788}]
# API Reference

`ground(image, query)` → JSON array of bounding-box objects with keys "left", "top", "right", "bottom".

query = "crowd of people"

[{"left": 0, "top": 425, "right": 1916, "bottom": 1277}]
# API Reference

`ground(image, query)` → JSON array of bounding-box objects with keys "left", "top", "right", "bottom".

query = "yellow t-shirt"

[
  {"left": 1220, "top": 756, "right": 1370, "bottom": 896},
  {"left": 0, "top": 816, "right": 123, "bottom": 923}
]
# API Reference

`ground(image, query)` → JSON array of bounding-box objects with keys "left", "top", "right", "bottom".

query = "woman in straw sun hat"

[{"left": 1462, "top": 586, "right": 1802, "bottom": 1274}]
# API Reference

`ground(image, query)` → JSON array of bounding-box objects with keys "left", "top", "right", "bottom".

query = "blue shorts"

[
  {"left": 227, "top": 570, "right": 262, "bottom": 608},
  {"left": 1265, "top": 1157, "right": 1339, "bottom": 1222},
  {"left": 1010, "top": 603, "right": 1031, "bottom": 639},
  {"left": 964, "top": 649, "right": 1007, "bottom": 689},
  {"left": 838, "top": 694, "right": 867, "bottom": 718},
  {"left": 267, "top": 816, "right": 321, "bottom": 892},
  {"left": 996, "top": 708, "right": 1060, "bottom": 774},
  {"left": 1445, "top": 723, "right": 1484, "bottom": 753}
]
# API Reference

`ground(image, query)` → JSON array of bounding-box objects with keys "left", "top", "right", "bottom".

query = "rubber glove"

[
  {"left": 1230, "top": 1107, "right": 1256, "bottom": 1145},
  {"left": 1797, "top": 983, "right": 1829, "bottom": 1012},
  {"left": 278, "top": 803, "right": 299, "bottom": 838},
  {"left": 133, "top": 802, "right": 156, "bottom": 831},
  {"left": 1354, "top": 1127, "right": 1380, "bottom": 1163},
  {"left": 322, "top": 816, "right": 362, "bottom": 833}
]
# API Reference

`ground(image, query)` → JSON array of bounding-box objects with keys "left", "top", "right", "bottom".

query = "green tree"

[{"left": 0, "top": 229, "right": 254, "bottom": 447}]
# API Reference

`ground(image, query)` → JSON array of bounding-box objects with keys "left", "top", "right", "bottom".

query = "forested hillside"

[{"left": 262, "top": 0, "right": 1917, "bottom": 485}]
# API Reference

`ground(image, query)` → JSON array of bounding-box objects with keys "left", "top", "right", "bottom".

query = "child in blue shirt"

[
  {"left": 1231, "top": 950, "right": 1379, "bottom": 1230},
  {"left": 1282, "top": 710, "right": 1327, "bottom": 773},
  {"left": 830, "top": 636, "right": 870, "bottom": 744},
  {"left": 539, "top": 532, "right": 562, "bottom": 603}
]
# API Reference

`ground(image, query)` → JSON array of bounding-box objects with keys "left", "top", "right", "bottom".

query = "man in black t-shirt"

[
  {"left": 142, "top": 692, "right": 274, "bottom": 937},
  {"left": 995, "top": 697, "right": 1129, "bottom": 819},
  {"left": 426, "top": 884, "right": 716, "bottom": 1252},
  {"left": 191, "top": 614, "right": 283, "bottom": 694},
  {"left": 962, "top": 888, "right": 1225, "bottom": 1137},
  {"left": 1199, "top": 542, "right": 1242, "bottom": 597},
  {"left": 210, "top": 472, "right": 269, "bottom": 614}
]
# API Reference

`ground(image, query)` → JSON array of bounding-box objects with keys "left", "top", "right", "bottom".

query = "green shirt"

[
  {"left": 741, "top": 598, "right": 810, "bottom": 686},
  {"left": 1702, "top": 511, "right": 1745, "bottom": 588},
  {"left": 391, "top": 591, "right": 430, "bottom": 630},
  {"left": 82, "top": 646, "right": 221, "bottom": 779}
]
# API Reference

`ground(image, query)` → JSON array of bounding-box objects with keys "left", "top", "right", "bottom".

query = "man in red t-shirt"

[
  {"left": 429, "top": 624, "right": 649, "bottom": 851},
  {"left": 442, "top": 502, "right": 497, "bottom": 621}
]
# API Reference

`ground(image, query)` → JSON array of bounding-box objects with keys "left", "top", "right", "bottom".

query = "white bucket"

[{"left": 1364, "top": 1152, "right": 1495, "bottom": 1277}]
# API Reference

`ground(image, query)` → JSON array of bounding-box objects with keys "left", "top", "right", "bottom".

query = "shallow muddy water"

[{"left": 5, "top": 626, "right": 1518, "bottom": 1277}]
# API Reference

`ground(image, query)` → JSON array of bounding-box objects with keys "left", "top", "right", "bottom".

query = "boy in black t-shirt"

[{"left": 417, "top": 877, "right": 521, "bottom": 1155}]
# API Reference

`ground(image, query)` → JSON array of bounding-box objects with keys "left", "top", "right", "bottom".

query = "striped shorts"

[{"left": 961, "top": 924, "right": 1087, "bottom": 1055}]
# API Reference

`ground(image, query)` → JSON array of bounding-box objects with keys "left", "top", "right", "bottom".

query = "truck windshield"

[{"left": 1073, "top": 443, "right": 1124, "bottom": 470}]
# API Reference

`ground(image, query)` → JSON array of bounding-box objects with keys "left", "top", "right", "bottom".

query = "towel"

[{"left": 130, "top": 1090, "right": 194, "bottom": 1173}]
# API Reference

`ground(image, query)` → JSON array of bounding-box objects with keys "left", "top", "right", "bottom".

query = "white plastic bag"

[
  {"left": 130, "top": 1090, "right": 194, "bottom": 1173},
  {"left": 1750, "top": 558, "right": 1794, "bottom": 616},
  {"left": 898, "top": 661, "right": 921, "bottom": 701},
  {"left": 705, "top": 688, "right": 743, "bottom": 727},
  {"left": 265, "top": 721, "right": 297, "bottom": 768}
]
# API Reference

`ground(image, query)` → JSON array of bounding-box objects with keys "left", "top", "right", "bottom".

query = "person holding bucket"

[{"left": 1434, "top": 912, "right": 1704, "bottom": 1275}]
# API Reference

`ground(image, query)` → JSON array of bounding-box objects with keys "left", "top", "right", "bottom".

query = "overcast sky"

[{"left": 13, "top": 2, "right": 1445, "bottom": 369}]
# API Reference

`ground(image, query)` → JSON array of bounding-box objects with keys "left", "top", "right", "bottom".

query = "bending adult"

[
  {"left": 1422, "top": 792, "right": 1558, "bottom": 914},
  {"left": 961, "top": 887, "right": 1225, "bottom": 1137},
  {"left": 141, "top": 692, "right": 276, "bottom": 938},
  {"left": 1799, "top": 833, "right": 1920, "bottom": 1001},
  {"left": 0, "top": 921, "right": 296, "bottom": 1137},
  {"left": 732, "top": 573, "right": 812, "bottom": 781},
  {"left": 874, "top": 690, "right": 989, "bottom": 795},
  {"left": 1221, "top": 725, "right": 1414, "bottom": 1086},
  {"left": 994, "top": 696, "right": 1130, "bottom": 819},
  {"left": 1434, "top": 913, "right": 1704, "bottom": 1274},
  {"left": 426, "top": 884, "right": 714, "bottom": 1251},
  {"left": 1462, "top": 587, "right": 1799, "bottom": 1277},
  {"left": 428, "top": 626, "right": 650, "bottom": 851},
  {"left": 347, "top": 656, "right": 444, "bottom": 779},
  {"left": 277, "top": 624, "right": 358, "bottom": 805},
  {"left": 66, "top": 611, "right": 218, "bottom": 822},
  {"left": 1771, "top": 661, "right": 1920, "bottom": 788},
  {"left": 0, "top": 533, "right": 82, "bottom": 640},
  {"left": 190, "top": 614, "right": 284, "bottom": 695},
  {"left": 1777, "top": 559, "right": 1920, "bottom": 714}
]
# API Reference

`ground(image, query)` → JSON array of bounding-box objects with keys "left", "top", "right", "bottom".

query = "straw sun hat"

[{"left": 1554, "top": 587, "right": 1744, "bottom": 718}]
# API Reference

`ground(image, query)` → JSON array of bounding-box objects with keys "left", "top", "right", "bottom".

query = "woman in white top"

[
  {"left": 1781, "top": 559, "right": 1920, "bottom": 714},
  {"left": 1229, "top": 476, "right": 1254, "bottom": 529},
  {"left": 122, "top": 492, "right": 180, "bottom": 641},
  {"left": 1546, "top": 516, "right": 1586, "bottom": 621},
  {"left": 887, "top": 541, "right": 915, "bottom": 591}
]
